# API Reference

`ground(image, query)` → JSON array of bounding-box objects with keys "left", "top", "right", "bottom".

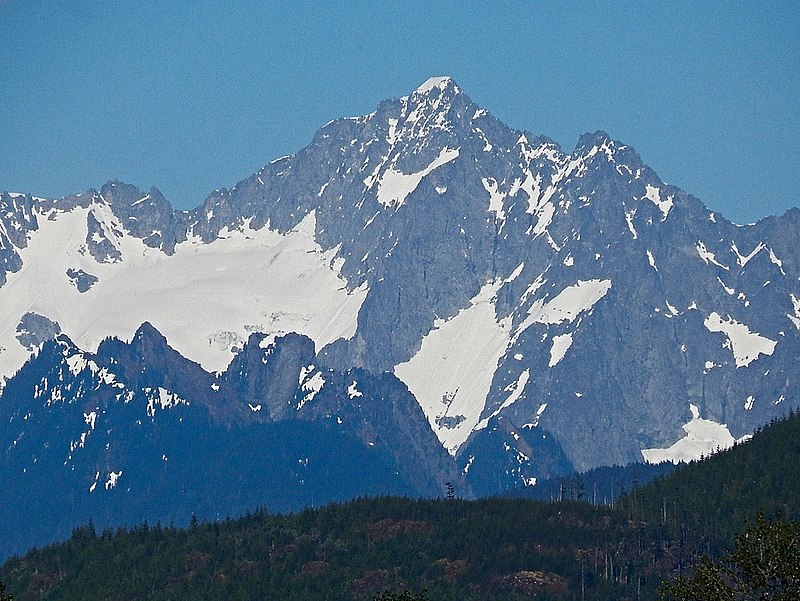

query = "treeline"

[
  {"left": 1, "top": 497, "right": 666, "bottom": 600},
  {"left": 2, "top": 410, "right": 798, "bottom": 600},
  {"left": 619, "top": 409, "right": 800, "bottom": 551},
  {"left": 505, "top": 462, "right": 677, "bottom": 505}
]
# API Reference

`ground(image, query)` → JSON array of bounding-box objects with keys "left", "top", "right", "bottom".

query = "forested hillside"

[
  {"left": 619, "top": 409, "right": 800, "bottom": 550},
  {"left": 1, "top": 411, "right": 797, "bottom": 600}
]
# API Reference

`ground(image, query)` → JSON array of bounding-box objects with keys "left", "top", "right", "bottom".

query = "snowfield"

[{"left": 0, "top": 204, "right": 367, "bottom": 382}]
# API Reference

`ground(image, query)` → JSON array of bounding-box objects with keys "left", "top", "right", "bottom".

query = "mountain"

[
  {"left": 3, "top": 411, "right": 798, "bottom": 600},
  {"left": 1, "top": 76, "right": 799, "bottom": 554},
  {"left": 0, "top": 325, "right": 463, "bottom": 560},
  {"left": 620, "top": 408, "right": 800, "bottom": 548}
]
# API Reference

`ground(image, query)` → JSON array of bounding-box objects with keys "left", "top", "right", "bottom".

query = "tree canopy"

[{"left": 660, "top": 514, "right": 800, "bottom": 601}]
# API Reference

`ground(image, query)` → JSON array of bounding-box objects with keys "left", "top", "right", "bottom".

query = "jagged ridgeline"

[
  {"left": 2, "top": 412, "right": 798, "bottom": 601},
  {"left": 1, "top": 77, "right": 799, "bottom": 559}
]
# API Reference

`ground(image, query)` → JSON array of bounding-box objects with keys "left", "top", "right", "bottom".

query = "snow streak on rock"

[{"left": 394, "top": 280, "right": 511, "bottom": 455}]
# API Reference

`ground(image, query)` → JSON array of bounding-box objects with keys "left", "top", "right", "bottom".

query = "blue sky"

[{"left": 1, "top": 1, "right": 798, "bottom": 224}]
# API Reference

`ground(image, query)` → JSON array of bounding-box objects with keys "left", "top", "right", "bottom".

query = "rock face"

[
  {"left": 1, "top": 77, "right": 800, "bottom": 553},
  {"left": 0, "top": 325, "right": 462, "bottom": 560}
]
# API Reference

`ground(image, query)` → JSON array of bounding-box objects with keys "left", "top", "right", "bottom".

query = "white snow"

[
  {"left": 376, "top": 147, "right": 459, "bottom": 208},
  {"left": 482, "top": 177, "right": 507, "bottom": 221},
  {"left": 703, "top": 312, "right": 777, "bottom": 368},
  {"left": 104, "top": 470, "right": 122, "bottom": 490},
  {"left": 0, "top": 205, "right": 368, "bottom": 381},
  {"left": 548, "top": 332, "right": 573, "bottom": 367},
  {"left": 642, "top": 184, "right": 673, "bottom": 218},
  {"left": 297, "top": 370, "right": 325, "bottom": 408},
  {"left": 347, "top": 380, "right": 363, "bottom": 399},
  {"left": 529, "top": 201, "right": 555, "bottom": 237},
  {"left": 744, "top": 395, "right": 755, "bottom": 411},
  {"left": 646, "top": 250, "right": 657, "bottom": 271},
  {"left": 624, "top": 209, "right": 638, "bottom": 239},
  {"left": 414, "top": 76, "right": 453, "bottom": 94},
  {"left": 394, "top": 279, "right": 512, "bottom": 455},
  {"left": 145, "top": 387, "right": 188, "bottom": 417},
  {"left": 717, "top": 277, "right": 736, "bottom": 296},
  {"left": 696, "top": 242, "right": 729, "bottom": 270},
  {"left": 514, "top": 171, "right": 543, "bottom": 215},
  {"left": 517, "top": 279, "right": 612, "bottom": 333},
  {"left": 732, "top": 242, "right": 765, "bottom": 267},
  {"left": 788, "top": 294, "right": 800, "bottom": 330},
  {"left": 476, "top": 369, "right": 531, "bottom": 432},
  {"left": 66, "top": 353, "right": 88, "bottom": 376},
  {"left": 642, "top": 404, "right": 748, "bottom": 464},
  {"left": 507, "top": 262, "right": 525, "bottom": 282},
  {"left": 768, "top": 248, "right": 785, "bottom": 274},
  {"left": 523, "top": 402, "right": 548, "bottom": 429},
  {"left": 84, "top": 411, "right": 97, "bottom": 430}
]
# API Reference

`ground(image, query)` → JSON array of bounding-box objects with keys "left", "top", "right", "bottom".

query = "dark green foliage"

[
  {"left": 2, "top": 411, "right": 797, "bottom": 600},
  {"left": 507, "top": 462, "right": 677, "bottom": 505},
  {"left": 0, "top": 580, "right": 12, "bottom": 601},
  {"left": 0, "top": 497, "right": 655, "bottom": 600},
  {"left": 373, "top": 590, "right": 428, "bottom": 601},
  {"left": 619, "top": 410, "right": 800, "bottom": 552},
  {"left": 659, "top": 514, "right": 800, "bottom": 600}
]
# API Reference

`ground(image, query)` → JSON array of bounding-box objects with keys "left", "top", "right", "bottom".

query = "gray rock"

[
  {"left": 66, "top": 268, "right": 99, "bottom": 292},
  {"left": 15, "top": 312, "right": 61, "bottom": 351}
]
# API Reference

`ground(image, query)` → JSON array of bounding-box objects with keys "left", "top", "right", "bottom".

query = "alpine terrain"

[{"left": 1, "top": 77, "right": 799, "bottom": 558}]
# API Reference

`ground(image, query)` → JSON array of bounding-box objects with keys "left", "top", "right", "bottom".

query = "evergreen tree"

[
  {"left": 374, "top": 590, "right": 428, "bottom": 601},
  {"left": 659, "top": 514, "right": 800, "bottom": 601}
]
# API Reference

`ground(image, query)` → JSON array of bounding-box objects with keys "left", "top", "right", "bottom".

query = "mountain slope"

[
  {"left": 621, "top": 408, "right": 800, "bottom": 547},
  {"left": 1, "top": 76, "right": 799, "bottom": 503},
  {"left": 2, "top": 386, "right": 798, "bottom": 601},
  {"left": 0, "top": 326, "right": 462, "bottom": 561}
]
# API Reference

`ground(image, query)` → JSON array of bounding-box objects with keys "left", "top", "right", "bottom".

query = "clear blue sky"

[{"left": 1, "top": 1, "right": 798, "bottom": 224}]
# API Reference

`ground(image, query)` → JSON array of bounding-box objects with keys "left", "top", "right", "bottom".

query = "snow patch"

[
  {"left": 347, "top": 380, "right": 363, "bottom": 399},
  {"left": 415, "top": 76, "right": 454, "bottom": 94},
  {"left": 788, "top": 294, "right": 800, "bottom": 330},
  {"left": 84, "top": 411, "right": 97, "bottom": 430},
  {"left": 394, "top": 279, "right": 511, "bottom": 455},
  {"left": 624, "top": 209, "right": 638, "bottom": 239},
  {"left": 298, "top": 370, "right": 325, "bottom": 408},
  {"left": 104, "top": 470, "right": 122, "bottom": 490},
  {"left": 732, "top": 242, "right": 765, "bottom": 267},
  {"left": 377, "top": 147, "right": 459, "bottom": 209},
  {"left": 642, "top": 184, "right": 673, "bottom": 218},
  {"left": 482, "top": 177, "right": 507, "bottom": 221},
  {"left": 476, "top": 369, "right": 531, "bottom": 431},
  {"left": 548, "top": 332, "right": 573, "bottom": 367},
  {"left": 517, "top": 279, "right": 612, "bottom": 334},
  {"left": 66, "top": 353, "right": 88, "bottom": 376},
  {"left": 703, "top": 312, "right": 777, "bottom": 368},
  {"left": 145, "top": 387, "right": 189, "bottom": 417},
  {"left": 0, "top": 207, "right": 368, "bottom": 380},
  {"left": 696, "top": 242, "right": 728, "bottom": 270},
  {"left": 642, "top": 404, "right": 749, "bottom": 464}
]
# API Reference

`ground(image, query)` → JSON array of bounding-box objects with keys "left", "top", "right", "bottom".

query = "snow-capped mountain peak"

[
  {"left": 1, "top": 78, "right": 799, "bottom": 513},
  {"left": 413, "top": 75, "right": 459, "bottom": 95}
]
